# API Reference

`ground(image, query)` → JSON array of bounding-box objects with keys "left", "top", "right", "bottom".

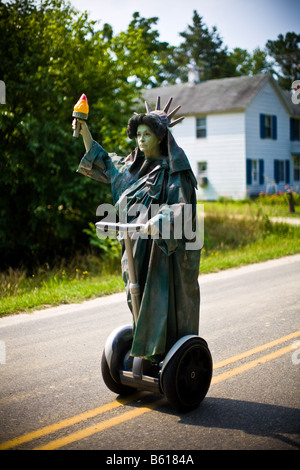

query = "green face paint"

[{"left": 136, "top": 125, "right": 162, "bottom": 159}]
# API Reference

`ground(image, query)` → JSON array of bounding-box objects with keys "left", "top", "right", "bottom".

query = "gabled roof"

[{"left": 143, "top": 74, "right": 299, "bottom": 117}]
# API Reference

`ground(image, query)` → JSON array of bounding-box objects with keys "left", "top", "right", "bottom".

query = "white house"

[{"left": 144, "top": 74, "right": 300, "bottom": 200}]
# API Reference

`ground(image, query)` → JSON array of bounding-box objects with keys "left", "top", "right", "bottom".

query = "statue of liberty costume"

[{"left": 77, "top": 97, "right": 201, "bottom": 362}]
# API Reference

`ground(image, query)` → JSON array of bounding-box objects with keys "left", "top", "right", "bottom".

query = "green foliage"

[
  {"left": 0, "top": 1, "right": 297, "bottom": 272},
  {"left": 0, "top": 0, "right": 165, "bottom": 269},
  {"left": 266, "top": 32, "right": 300, "bottom": 90},
  {"left": 200, "top": 202, "right": 300, "bottom": 273},
  {"left": 166, "top": 11, "right": 275, "bottom": 82},
  {"left": 173, "top": 11, "right": 231, "bottom": 82},
  {"left": 227, "top": 47, "right": 272, "bottom": 77},
  {"left": 170, "top": 11, "right": 299, "bottom": 83},
  {"left": 111, "top": 11, "right": 173, "bottom": 88},
  {"left": 257, "top": 191, "right": 300, "bottom": 207},
  {"left": 1, "top": 208, "right": 299, "bottom": 315},
  {"left": 83, "top": 222, "right": 121, "bottom": 261},
  {"left": 0, "top": 266, "right": 124, "bottom": 315}
]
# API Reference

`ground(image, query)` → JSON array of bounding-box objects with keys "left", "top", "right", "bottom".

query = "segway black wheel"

[
  {"left": 162, "top": 337, "right": 212, "bottom": 412},
  {"left": 101, "top": 350, "right": 134, "bottom": 396}
]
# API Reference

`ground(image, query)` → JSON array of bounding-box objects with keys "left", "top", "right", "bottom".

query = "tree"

[
  {"left": 111, "top": 11, "right": 173, "bottom": 87},
  {"left": 227, "top": 47, "right": 272, "bottom": 77},
  {"left": 173, "top": 11, "right": 232, "bottom": 82},
  {"left": 266, "top": 32, "right": 300, "bottom": 90},
  {"left": 0, "top": 1, "right": 165, "bottom": 269},
  {"left": 0, "top": 0, "right": 109, "bottom": 268}
]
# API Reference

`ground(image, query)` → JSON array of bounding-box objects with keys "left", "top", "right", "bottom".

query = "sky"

[{"left": 69, "top": 0, "right": 300, "bottom": 52}]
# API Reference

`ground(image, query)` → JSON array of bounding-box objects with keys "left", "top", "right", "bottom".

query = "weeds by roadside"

[
  {"left": 200, "top": 201, "right": 300, "bottom": 272},
  {"left": 203, "top": 192, "right": 300, "bottom": 218},
  {"left": 1, "top": 198, "right": 300, "bottom": 316},
  {"left": 0, "top": 251, "right": 124, "bottom": 316}
]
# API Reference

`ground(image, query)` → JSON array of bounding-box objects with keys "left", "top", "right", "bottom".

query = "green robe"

[{"left": 77, "top": 141, "right": 200, "bottom": 361}]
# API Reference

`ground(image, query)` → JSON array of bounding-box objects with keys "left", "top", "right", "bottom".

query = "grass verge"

[
  {"left": 0, "top": 273, "right": 124, "bottom": 316},
  {"left": 200, "top": 233, "right": 300, "bottom": 273},
  {"left": 1, "top": 205, "right": 300, "bottom": 316}
]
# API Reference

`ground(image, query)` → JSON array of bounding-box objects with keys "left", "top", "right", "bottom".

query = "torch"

[{"left": 72, "top": 93, "right": 89, "bottom": 137}]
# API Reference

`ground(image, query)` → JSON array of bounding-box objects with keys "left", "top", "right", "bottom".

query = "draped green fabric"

[{"left": 77, "top": 140, "right": 200, "bottom": 361}]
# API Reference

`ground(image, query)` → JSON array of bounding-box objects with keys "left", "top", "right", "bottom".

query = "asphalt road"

[{"left": 0, "top": 254, "right": 299, "bottom": 451}]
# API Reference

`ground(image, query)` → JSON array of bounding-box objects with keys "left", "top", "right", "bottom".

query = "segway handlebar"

[{"left": 95, "top": 221, "right": 146, "bottom": 234}]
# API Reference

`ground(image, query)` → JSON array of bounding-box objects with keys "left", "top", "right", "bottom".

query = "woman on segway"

[{"left": 74, "top": 97, "right": 201, "bottom": 364}]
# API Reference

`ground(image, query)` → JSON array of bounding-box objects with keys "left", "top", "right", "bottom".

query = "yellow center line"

[
  {"left": 213, "top": 330, "right": 300, "bottom": 370},
  {"left": 0, "top": 392, "right": 141, "bottom": 451},
  {"left": 211, "top": 343, "right": 294, "bottom": 385},
  {"left": 35, "top": 342, "right": 295, "bottom": 451},
  {"left": 34, "top": 399, "right": 166, "bottom": 451},
  {"left": 1, "top": 330, "right": 299, "bottom": 450}
]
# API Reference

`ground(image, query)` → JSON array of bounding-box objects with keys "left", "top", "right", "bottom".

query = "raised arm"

[{"left": 72, "top": 119, "right": 93, "bottom": 153}]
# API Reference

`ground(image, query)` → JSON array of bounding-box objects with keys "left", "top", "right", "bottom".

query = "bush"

[
  {"left": 257, "top": 190, "right": 300, "bottom": 207},
  {"left": 83, "top": 222, "right": 121, "bottom": 263}
]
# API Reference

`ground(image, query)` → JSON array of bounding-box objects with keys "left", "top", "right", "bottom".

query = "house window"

[
  {"left": 290, "top": 118, "right": 300, "bottom": 141},
  {"left": 196, "top": 117, "right": 206, "bottom": 138},
  {"left": 246, "top": 159, "right": 264, "bottom": 185},
  {"left": 274, "top": 159, "right": 290, "bottom": 184},
  {"left": 264, "top": 115, "right": 272, "bottom": 138},
  {"left": 252, "top": 159, "right": 259, "bottom": 184},
  {"left": 294, "top": 155, "right": 300, "bottom": 181},
  {"left": 279, "top": 160, "right": 285, "bottom": 182},
  {"left": 197, "top": 161, "right": 207, "bottom": 175},
  {"left": 197, "top": 161, "right": 208, "bottom": 186},
  {"left": 260, "top": 114, "right": 277, "bottom": 139}
]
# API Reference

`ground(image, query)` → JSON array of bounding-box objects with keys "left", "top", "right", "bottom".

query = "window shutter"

[
  {"left": 246, "top": 159, "right": 252, "bottom": 185},
  {"left": 274, "top": 159, "right": 280, "bottom": 184},
  {"left": 260, "top": 114, "right": 265, "bottom": 139},
  {"left": 290, "top": 118, "right": 295, "bottom": 141},
  {"left": 259, "top": 159, "right": 264, "bottom": 185},
  {"left": 285, "top": 160, "right": 290, "bottom": 184},
  {"left": 272, "top": 115, "right": 277, "bottom": 140}
]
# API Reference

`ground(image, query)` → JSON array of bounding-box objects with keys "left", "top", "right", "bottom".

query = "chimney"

[{"left": 188, "top": 63, "right": 200, "bottom": 85}]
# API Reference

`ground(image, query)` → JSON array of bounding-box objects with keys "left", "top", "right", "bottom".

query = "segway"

[{"left": 96, "top": 221, "right": 213, "bottom": 411}]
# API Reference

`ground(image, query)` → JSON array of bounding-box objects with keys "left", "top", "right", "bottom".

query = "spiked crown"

[{"left": 144, "top": 96, "right": 184, "bottom": 129}]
